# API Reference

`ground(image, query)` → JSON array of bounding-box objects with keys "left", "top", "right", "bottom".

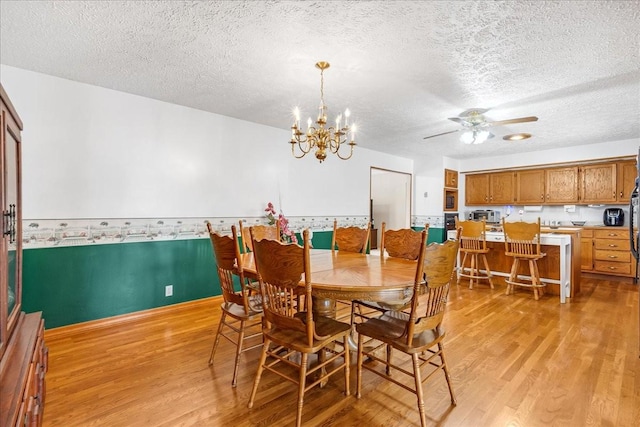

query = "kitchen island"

[{"left": 448, "top": 228, "right": 580, "bottom": 303}]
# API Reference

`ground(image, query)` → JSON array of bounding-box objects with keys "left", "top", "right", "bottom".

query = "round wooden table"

[{"left": 241, "top": 249, "right": 419, "bottom": 317}]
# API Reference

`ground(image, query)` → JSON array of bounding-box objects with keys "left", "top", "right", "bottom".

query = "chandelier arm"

[
  {"left": 291, "top": 142, "right": 310, "bottom": 159},
  {"left": 334, "top": 143, "right": 356, "bottom": 160}
]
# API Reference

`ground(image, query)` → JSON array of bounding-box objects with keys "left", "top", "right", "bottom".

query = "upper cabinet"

[
  {"left": 616, "top": 160, "right": 637, "bottom": 202},
  {"left": 465, "top": 158, "right": 636, "bottom": 206},
  {"left": 444, "top": 168, "right": 458, "bottom": 188},
  {"left": 489, "top": 172, "right": 515, "bottom": 204},
  {"left": 545, "top": 166, "right": 579, "bottom": 204},
  {"left": 465, "top": 173, "right": 489, "bottom": 205},
  {"left": 515, "top": 169, "right": 546, "bottom": 204},
  {"left": 580, "top": 163, "right": 617, "bottom": 203},
  {"left": 465, "top": 172, "right": 514, "bottom": 205}
]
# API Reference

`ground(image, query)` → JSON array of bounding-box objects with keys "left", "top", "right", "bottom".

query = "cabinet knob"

[
  {"left": 608, "top": 244, "right": 618, "bottom": 247},
  {"left": 608, "top": 266, "right": 617, "bottom": 270},
  {"left": 608, "top": 255, "right": 618, "bottom": 258}
]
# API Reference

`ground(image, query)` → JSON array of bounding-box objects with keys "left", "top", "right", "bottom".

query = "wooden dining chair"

[
  {"left": 355, "top": 234, "right": 459, "bottom": 427},
  {"left": 380, "top": 222, "right": 429, "bottom": 260},
  {"left": 502, "top": 218, "right": 547, "bottom": 300},
  {"left": 455, "top": 217, "right": 494, "bottom": 289},
  {"left": 351, "top": 223, "right": 429, "bottom": 324},
  {"left": 331, "top": 219, "right": 371, "bottom": 253},
  {"left": 206, "top": 223, "right": 263, "bottom": 387},
  {"left": 238, "top": 220, "right": 280, "bottom": 253},
  {"left": 247, "top": 229, "right": 351, "bottom": 427}
]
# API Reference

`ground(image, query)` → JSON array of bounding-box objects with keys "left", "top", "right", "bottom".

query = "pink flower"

[{"left": 265, "top": 202, "right": 276, "bottom": 215}]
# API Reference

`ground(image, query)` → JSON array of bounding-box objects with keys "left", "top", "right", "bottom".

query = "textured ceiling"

[{"left": 1, "top": 0, "right": 639, "bottom": 161}]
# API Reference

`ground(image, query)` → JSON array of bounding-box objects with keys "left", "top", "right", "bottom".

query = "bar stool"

[
  {"left": 502, "top": 218, "right": 547, "bottom": 300},
  {"left": 455, "top": 218, "right": 494, "bottom": 289}
]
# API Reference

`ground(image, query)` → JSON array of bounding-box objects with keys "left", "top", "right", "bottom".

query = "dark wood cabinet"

[{"left": 0, "top": 83, "right": 47, "bottom": 427}]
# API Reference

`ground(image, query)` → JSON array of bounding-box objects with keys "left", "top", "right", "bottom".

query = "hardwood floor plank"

[{"left": 42, "top": 277, "right": 640, "bottom": 426}]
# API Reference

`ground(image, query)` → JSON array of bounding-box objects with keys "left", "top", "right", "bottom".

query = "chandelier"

[{"left": 290, "top": 61, "right": 356, "bottom": 162}]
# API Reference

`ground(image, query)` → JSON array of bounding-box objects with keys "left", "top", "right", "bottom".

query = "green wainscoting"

[
  {"left": 21, "top": 227, "right": 445, "bottom": 329},
  {"left": 22, "top": 239, "right": 218, "bottom": 329}
]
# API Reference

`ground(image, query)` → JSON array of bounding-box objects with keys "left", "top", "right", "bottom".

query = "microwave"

[{"left": 468, "top": 210, "right": 501, "bottom": 224}]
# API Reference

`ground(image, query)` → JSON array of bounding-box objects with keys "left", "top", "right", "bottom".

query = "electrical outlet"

[{"left": 165, "top": 284, "right": 173, "bottom": 297}]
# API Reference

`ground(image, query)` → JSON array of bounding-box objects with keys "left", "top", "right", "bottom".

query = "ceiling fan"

[{"left": 423, "top": 108, "right": 538, "bottom": 144}]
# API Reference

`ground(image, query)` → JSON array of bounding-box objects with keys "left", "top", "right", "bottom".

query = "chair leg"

[
  {"left": 343, "top": 337, "right": 351, "bottom": 396},
  {"left": 533, "top": 260, "right": 544, "bottom": 296},
  {"left": 411, "top": 353, "right": 427, "bottom": 427},
  {"left": 247, "top": 337, "right": 270, "bottom": 409},
  {"left": 231, "top": 319, "right": 246, "bottom": 387},
  {"left": 356, "top": 332, "right": 363, "bottom": 399},
  {"left": 386, "top": 345, "right": 392, "bottom": 376},
  {"left": 481, "top": 254, "right": 494, "bottom": 289},
  {"left": 506, "top": 259, "right": 519, "bottom": 296},
  {"left": 529, "top": 259, "right": 540, "bottom": 300},
  {"left": 469, "top": 254, "right": 476, "bottom": 289},
  {"left": 296, "top": 352, "right": 309, "bottom": 427},
  {"left": 208, "top": 311, "right": 227, "bottom": 365},
  {"left": 457, "top": 252, "right": 469, "bottom": 286},
  {"left": 439, "top": 342, "right": 457, "bottom": 405}
]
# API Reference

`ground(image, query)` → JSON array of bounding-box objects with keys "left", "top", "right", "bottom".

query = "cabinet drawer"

[
  {"left": 594, "top": 238, "right": 630, "bottom": 251},
  {"left": 581, "top": 229, "right": 594, "bottom": 238},
  {"left": 594, "top": 229, "right": 629, "bottom": 239},
  {"left": 594, "top": 249, "right": 630, "bottom": 263},
  {"left": 594, "top": 260, "right": 632, "bottom": 275}
]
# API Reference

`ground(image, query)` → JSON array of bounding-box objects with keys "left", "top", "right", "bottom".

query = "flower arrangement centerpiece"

[{"left": 265, "top": 202, "right": 298, "bottom": 244}]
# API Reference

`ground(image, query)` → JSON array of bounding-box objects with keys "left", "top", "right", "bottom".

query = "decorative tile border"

[{"left": 21, "top": 215, "right": 402, "bottom": 249}]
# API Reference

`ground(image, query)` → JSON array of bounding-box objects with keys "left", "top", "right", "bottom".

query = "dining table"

[{"left": 240, "top": 249, "right": 420, "bottom": 318}]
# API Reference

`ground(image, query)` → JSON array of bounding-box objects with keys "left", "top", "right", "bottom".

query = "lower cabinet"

[
  {"left": 580, "top": 229, "right": 594, "bottom": 271},
  {"left": 0, "top": 312, "right": 47, "bottom": 427},
  {"left": 581, "top": 227, "right": 637, "bottom": 278}
]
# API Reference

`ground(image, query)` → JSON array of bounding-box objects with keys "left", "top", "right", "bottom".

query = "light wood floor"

[{"left": 42, "top": 276, "right": 640, "bottom": 426}]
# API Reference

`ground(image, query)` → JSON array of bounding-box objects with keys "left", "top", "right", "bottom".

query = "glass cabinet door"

[
  {"left": 5, "top": 126, "right": 20, "bottom": 318},
  {"left": 1, "top": 92, "right": 23, "bottom": 356}
]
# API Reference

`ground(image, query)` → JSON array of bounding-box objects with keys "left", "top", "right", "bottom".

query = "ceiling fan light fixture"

[
  {"left": 460, "top": 129, "right": 490, "bottom": 145},
  {"left": 503, "top": 133, "right": 532, "bottom": 141}
]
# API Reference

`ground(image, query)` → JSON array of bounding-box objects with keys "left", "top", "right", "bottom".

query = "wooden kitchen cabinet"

[
  {"left": 580, "top": 229, "right": 593, "bottom": 271},
  {"left": 516, "top": 169, "right": 546, "bottom": 204},
  {"left": 580, "top": 227, "right": 637, "bottom": 279},
  {"left": 465, "top": 158, "right": 635, "bottom": 207},
  {"left": 616, "top": 160, "right": 637, "bottom": 202},
  {"left": 443, "top": 168, "right": 458, "bottom": 211},
  {"left": 545, "top": 166, "right": 579, "bottom": 204},
  {"left": 465, "top": 173, "right": 489, "bottom": 205},
  {"left": 580, "top": 163, "right": 617, "bottom": 203},
  {"left": 444, "top": 168, "right": 458, "bottom": 188},
  {"left": 465, "top": 172, "right": 514, "bottom": 205},
  {"left": 488, "top": 171, "right": 514, "bottom": 204}
]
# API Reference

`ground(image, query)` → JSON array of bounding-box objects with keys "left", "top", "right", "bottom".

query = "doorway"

[{"left": 370, "top": 167, "right": 412, "bottom": 249}]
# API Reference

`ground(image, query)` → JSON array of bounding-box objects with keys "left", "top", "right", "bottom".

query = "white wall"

[{"left": 1, "top": 66, "right": 413, "bottom": 219}]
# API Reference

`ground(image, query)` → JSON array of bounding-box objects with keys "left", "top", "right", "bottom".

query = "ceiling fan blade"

[
  {"left": 488, "top": 116, "right": 539, "bottom": 126},
  {"left": 448, "top": 117, "right": 466, "bottom": 124},
  {"left": 423, "top": 129, "right": 460, "bottom": 140}
]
